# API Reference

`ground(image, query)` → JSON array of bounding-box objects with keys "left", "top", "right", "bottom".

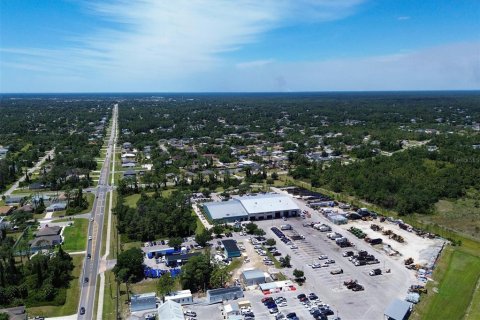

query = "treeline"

[
  {"left": 315, "top": 136, "right": 480, "bottom": 214},
  {"left": 114, "top": 191, "right": 197, "bottom": 241},
  {"left": 0, "top": 97, "right": 112, "bottom": 192},
  {"left": 0, "top": 229, "right": 74, "bottom": 307}
]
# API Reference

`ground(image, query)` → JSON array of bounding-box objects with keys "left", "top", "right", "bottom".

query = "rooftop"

[
  {"left": 203, "top": 201, "right": 248, "bottom": 220},
  {"left": 157, "top": 300, "right": 184, "bottom": 320},
  {"left": 222, "top": 239, "right": 240, "bottom": 253},
  {"left": 384, "top": 299, "right": 411, "bottom": 320},
  {"left": 207, "top": 286, "right": 243, "bottom": 297},
  {"left": 242, "top": 269, "right": 265, "bottom": 280},
  {"left": 234, "top": 193, "right": 299, "bottom": 214}
]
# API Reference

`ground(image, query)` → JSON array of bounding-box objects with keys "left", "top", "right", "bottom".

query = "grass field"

[
  {"left": 421, "top": 189, "right": 480, "bottom": 239},
  {"left": 466, "top": 279, "right": 480, "bottom": 320},
  {"left": 412, "top": 247, "right": 480, "bottom": 320},
  {"left": 193, "top": 209, "right": 205, "bottom": 234},
  {"left": 102, "top": 271, "right": 118, "bottom": 320},
  {"left": 27, "top": 255, "right": 83, "bottom": 317},
  {"left": 62, "top": 218, "right": 88, "bottom": 251}
]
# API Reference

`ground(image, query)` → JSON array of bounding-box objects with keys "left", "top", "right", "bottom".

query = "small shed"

[
  {"left": 131, "top": 292, "right": 157, "bottom": 312},
  {"left": 384, "top": 299, "right": 412, "bottom": 320},
  {"left": 222, "top": 239, "right": 241, "bottom": 258}
]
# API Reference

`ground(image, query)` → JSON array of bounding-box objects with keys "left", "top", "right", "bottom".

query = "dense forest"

[
  {"left": 114, "top": 191, "right": 197, "bottom": 241},
  {"left": 0, "top": 229, "right": 74, "bottom": 307}
]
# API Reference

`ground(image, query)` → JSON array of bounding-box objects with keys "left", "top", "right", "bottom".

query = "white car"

[
  {"left": 90, "top": 217, "right": 94, "bottom": 222},
  {"left": 318, "top": 255, "right": 328, "bottom": 260},
  {"left": 311, "top": 263, "right": 322, "bottom": 269},
  {"left": 88, "top": 236, "right": 92, "bottom": 241},
  {"left": 290, "top": 245, "right": 298, "bottom": 249}
]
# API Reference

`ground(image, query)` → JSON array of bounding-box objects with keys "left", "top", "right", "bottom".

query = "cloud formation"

[{"left": 1, "top": 0, "right": 478, "bottom": 92}]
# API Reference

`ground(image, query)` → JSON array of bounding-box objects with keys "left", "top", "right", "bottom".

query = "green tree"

[
  {"left": 168, "top": 237, "right": 183, "bottom": 250},
  {"left": 212, "top": 224, "right": 224, "bottom": 238},
  {"left": 265, "top": 238, "right": 276, "bottom": 247},
  {"left": 210, "top": 265, "right": 229, "bottom": 288},
  {"left": 113, "top": 248, "right": 144, "bottom": 283},
  {"left": 195, "top": 230, "right": 212, "bottom": 247},
  {"left": 244, "top": 222, "right": 259, "bottom": 235},
  {"left": 157, "top": 273, "right": 175, "bottom": 302},
  {"left": 280, "top": 254, "right": 291, "bottom": 268},
  {"left": 180, "top": 254, "right": 212, "bottom": 293},
  {"left": 293, "top": 269, "right": 305, "bottom": 281}
]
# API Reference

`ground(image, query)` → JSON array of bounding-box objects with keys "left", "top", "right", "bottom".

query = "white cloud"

[
  {"left": 1, "top": 1, "right": 478, "bottom": 92},
  {"left": 1, "top": 0, "right": 366, "bottom": 91},
  {"left": 236, "top": 59, "right": 275, "bottom": 69},
  {"left": 210, "top": 42, "right": 480, "bottom": 91}
]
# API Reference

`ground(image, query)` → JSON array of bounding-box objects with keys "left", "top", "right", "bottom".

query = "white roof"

[
  {"left": 165, "top": 290, "right": 192, "bottom": 301},
  {"left": 157, "top": 300, "right": 184, "bottom": 320},
  {"left": 236, "top": 194, "right": 299, "bottom": 214}
]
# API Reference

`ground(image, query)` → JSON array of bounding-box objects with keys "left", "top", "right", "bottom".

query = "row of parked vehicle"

[
  {"left": 297, "top": 293, "right": 336, "bottom": 320},
  {"left": 271, "top": 226, "right": 292, "bottom": 244},
  {"left": 343, "top": 250, "right": 380, "bottom": 266},
  {"left": 343, "top": 279, "right": 364, "bottom": 291}
]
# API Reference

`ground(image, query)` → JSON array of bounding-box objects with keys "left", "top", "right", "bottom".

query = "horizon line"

[{"left": 1, "top": 89, "right": 480, "bottom": 95}]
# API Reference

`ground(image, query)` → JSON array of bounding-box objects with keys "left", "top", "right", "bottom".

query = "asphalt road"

[
  {"left": 1, "top": 149, "right": 55, "bottom": 197},
  {"left": 77, "top": 104, "right": 118, "bottom": 320}
]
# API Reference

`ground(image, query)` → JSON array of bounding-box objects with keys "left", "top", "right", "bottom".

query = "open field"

[
  {"left": 61, "top": 218, "right": 88, "bottom": 251},
  {"left": 422, "top": 189, "right": 480, "bottom": 239},
  {"left": 102, "top": 271, "right": 118, "bottom": 320},
  {"left": 411, "top": 247, "right": 480, "bottom": 320},
  {"left": 27, "top": 255, "right": 84, "bottom": 317}
]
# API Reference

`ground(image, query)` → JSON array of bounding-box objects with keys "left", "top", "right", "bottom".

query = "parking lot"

[{"left": 255, "top": 209, "right": 416, "bottom": 319}]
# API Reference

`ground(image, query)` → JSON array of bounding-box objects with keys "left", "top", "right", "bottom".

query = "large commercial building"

[{"left": 203, "top": 193, "right": 300, "bottom": 223}]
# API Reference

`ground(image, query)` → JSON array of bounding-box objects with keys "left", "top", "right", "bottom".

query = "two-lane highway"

[{"left": 78, "top": 104, "right": 118, "bottom": 320}]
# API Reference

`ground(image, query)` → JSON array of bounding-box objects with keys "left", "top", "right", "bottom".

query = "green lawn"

[
  {"left": 124, "top": 193, "right": 141, "bottom": 208},
  {"left": 193, "top": 210, "right": 205, "bottom": 234},
  {"left": 467, "top": 281, "right": 480, "bottom": 320},
  {"left": 225, "top": 257, "right": 243, "bottom": 274},
  {"left": 102, "top": 271, "right": 118, "bottom": 320},
  {"left": 62, "top": 219, "right": 88, "bottom": 252},
  {"left": 27, "top": 255, "right": 84, "bottom": 318},
  {"left": 412, "top": 247, "right": 480, "bottom": 320},
  {"left": 52, "top": 192, "right": 95, "bottom": 217}
]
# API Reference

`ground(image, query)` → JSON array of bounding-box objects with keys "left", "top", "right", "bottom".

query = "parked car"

[
  {"left": 330, "top": 268, "right": 343, "bottom": 275},
  {"left": 184, "top": 311, "right": 197, "bottom": 317},
  {"left": 369, "top": 268, "right": 382, "bottom": 276},
  {"left": 318, "top": 255, "right": 328, "bottom": 260}
]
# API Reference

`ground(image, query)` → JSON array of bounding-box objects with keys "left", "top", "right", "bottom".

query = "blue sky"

[{"left": 1, "top": 0, "right": 479, "bottom": 92}]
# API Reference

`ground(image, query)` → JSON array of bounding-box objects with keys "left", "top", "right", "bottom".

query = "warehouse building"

[
  {"left": 203, "top": 193, "right": 300, "bottom": 223},
  {"left": 241, "top": 269, "right": 267, "bottom": 286},
  {"left": 130, "top": 292, "right": 157, "bottom": 312},
  {"left": 222, "top": 240, "right": 241, "bottom": 258}
]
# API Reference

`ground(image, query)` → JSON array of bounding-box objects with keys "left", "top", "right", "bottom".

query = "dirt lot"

[{"left": 338, "top": 219, "right": 445, "bottom": 267}]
